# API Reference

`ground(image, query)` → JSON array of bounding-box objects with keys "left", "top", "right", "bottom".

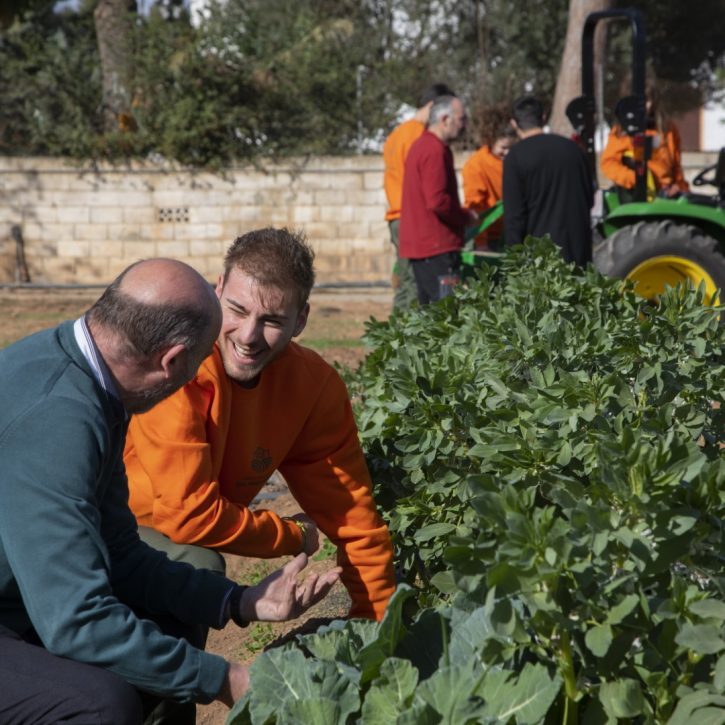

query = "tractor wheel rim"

[{"left": 627, "top": 255, "right": 720, "bottom": 305}]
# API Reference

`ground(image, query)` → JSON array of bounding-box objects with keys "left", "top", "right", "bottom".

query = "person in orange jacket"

[
  {"left": 462, "top": 110, "right": 518, "bottom": 249},
  {"left": 124, "top": 227, "right": 396, "bottom": 622},
  {"left": 383, "top": 82, "right": 455, "bottom": 311},
  {"left": 600, "top": 83, "right": 689, "bottom": 198}
]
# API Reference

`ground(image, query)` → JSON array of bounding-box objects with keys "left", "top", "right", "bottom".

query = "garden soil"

[{"left": 0, "top": 284, "right": 393, "bottom": 725}]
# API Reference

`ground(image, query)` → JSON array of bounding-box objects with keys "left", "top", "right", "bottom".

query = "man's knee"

[
  {"left": 86, "top": 669, "right": 144, "bottom": 725},
  {"left": 182, "top": 544, "right": 226, "bottom": 575},
  {"left": 0, "top": 643, "right": 142, "bottom": 725},
  {"left": 138, "top": 526, "right": 226, "bottom": 575}
]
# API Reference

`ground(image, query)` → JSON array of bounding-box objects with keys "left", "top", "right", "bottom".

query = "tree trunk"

[
  {"left": 94, "top": 0, "right": 134, "bottom": 133},
  {"left": 549, "top": 0, "right": 613, "bottom": 136}
]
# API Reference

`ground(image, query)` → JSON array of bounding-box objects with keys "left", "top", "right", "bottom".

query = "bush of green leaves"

[{"left": 228, "top": 239, "right": 725, "bottom": 724}]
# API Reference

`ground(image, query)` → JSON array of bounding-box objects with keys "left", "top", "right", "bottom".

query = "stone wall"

[
  {"left": 0, "top": 151, "right": 715, "bottom": 286},
  {"left": 0, "top": 156, "right": 392, "bottom": 285}
]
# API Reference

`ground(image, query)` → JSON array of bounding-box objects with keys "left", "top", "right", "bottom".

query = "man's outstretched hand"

[
  {"left": 237, "top": 553, "right": 342, "bottom": 623},
  {"left": 219, "top": 555, "right": 342, "bottom": 707}
]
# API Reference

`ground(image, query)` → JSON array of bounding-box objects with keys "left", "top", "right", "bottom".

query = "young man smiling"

[{"left": 124, "top": 228, "right": 396, "bottom": 622}]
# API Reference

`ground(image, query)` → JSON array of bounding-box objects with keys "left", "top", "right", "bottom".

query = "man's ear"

[
  {"left": 159, "top": 343, "right": 186, "bottom": 378},
  {"left": 214, "top": 274, "right": 224, "bottom": 298},
  {"left": 293, "top": 303, "right": 310, "bottom": 337}
]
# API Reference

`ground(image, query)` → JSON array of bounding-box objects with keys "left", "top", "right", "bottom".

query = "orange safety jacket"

[
  {"left": 383, "top": 118, "right": 425, "bottom": 221},
  {"left": 462, "top": 145, "right": 504, "bottom": 248},
  {"left": 124, "top": 343, "right": 396, "bottom": 621},
  {"left": 600, "top": 124, "right": 689, "bottom": 193}
]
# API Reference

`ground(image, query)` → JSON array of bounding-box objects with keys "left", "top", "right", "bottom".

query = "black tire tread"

[{"left": 593, "top": 220, "right": 725, "bottom": 295}]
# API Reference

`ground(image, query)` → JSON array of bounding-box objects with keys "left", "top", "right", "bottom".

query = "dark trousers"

[
  {"left": 410, "top": 251, "right": 462, "bottom": 305},
  {"left": 0, "top": 624, "right": 142, "bottom": 724},
  {"left": 0, "top": 528, "right": 227, "bottom": 725},
  {"left": 0, "top": 615, "right": 204, "bottom": 725},
  {"left": 136, "top": 526, "right": 228, "bottom": 725}
]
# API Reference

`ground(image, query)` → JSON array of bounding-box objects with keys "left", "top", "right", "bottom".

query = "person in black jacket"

[{"left": 502, "top": 96, "right": 594, "bottom": 266}]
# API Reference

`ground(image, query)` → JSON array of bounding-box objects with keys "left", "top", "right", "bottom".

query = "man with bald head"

[{"left": 0, "top": 259, "right": 340, "bottom": 724}]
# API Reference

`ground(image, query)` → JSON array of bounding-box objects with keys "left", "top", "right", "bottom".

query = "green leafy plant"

[
  {"left": 242, "top": 623, "right": 277, "bottom": 657},
  {"left": 227, "top": 239, "right": 724, "bottom": 723},
  {"left": 313, "top": 538, "right": 337, "bottom": 562},
  {"left": 242, "top": 561, "right": 273, "bottom": 586}
]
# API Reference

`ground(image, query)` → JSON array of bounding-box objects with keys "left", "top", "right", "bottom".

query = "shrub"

[{"left": 229, "top": 239, "right": 724, "bottom": 724}]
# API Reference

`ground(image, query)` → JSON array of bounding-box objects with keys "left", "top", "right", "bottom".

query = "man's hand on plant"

[{"left": 236, "top": 553, "right": 342, "bottom": 623}]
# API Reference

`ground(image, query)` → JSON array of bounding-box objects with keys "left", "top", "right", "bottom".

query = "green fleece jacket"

[{"left": 0, "top": 321, "right": 230, "bottom": 703}]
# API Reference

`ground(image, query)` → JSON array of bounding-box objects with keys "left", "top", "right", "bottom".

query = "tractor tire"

[{"left": 593, "top": 220, "right": 725, "bottom": 305}]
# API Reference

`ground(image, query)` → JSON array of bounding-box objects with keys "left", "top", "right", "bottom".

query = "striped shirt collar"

[{"left": 73, "top": 316, "right": 121, "bottom": 402}]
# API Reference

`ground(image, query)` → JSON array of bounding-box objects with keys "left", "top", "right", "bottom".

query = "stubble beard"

[{"left": 220, "top": 344, "right": 267, "bottom": 388}]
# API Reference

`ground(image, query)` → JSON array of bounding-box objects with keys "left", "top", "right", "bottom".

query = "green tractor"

[{"left": 566, "top": 7, "right": 725, "bottom": 305}]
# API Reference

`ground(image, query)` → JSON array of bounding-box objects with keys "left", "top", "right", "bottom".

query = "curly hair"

[
  {"left": 476, "top": 102, "right": 518, "bottom": 148},
  {"left": 221, "top": 227, "right": 315, "bottom": 308}
]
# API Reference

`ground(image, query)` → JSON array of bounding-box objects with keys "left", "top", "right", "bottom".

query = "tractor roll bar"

[{"left": 566, "top": 7, "right": 647, "bottom": 199}]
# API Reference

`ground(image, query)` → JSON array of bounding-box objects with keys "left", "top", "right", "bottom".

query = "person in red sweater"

[
  {"left": 383, "top": 82, "right": 455, "bottom": 311},
  {"left": 124, "top": 228, "right": 395, "bottom": 623},
  {"left": 462, "top": 112, "right": 518, "bottom": 249},
  {"left": 399, "top": 95, "right": 478, "bottom": 304}
]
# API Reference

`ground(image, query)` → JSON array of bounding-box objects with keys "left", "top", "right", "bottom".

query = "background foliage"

[
  {"left": 1, "top": 0, "right": 723, "bottom": 166},
  {"left": 228, "top": 240, "right": 725, "bottom": 724}
]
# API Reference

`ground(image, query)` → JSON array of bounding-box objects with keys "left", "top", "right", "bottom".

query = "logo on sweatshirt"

[{"left": 251, "top": 446, "right": 273, "bottom": 472}]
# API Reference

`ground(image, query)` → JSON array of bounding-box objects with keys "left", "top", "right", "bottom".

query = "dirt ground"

[
  {"left": 0, "top": 283, "right": 392, "bottom": 725},
  {"left": 0, "top": 284, "right": 392, "bottom": 367},
  {"left": 197, "top": 487, "right": 356, "bottom": 725}
]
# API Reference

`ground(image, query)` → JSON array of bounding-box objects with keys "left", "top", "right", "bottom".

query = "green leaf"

[
  {"left": 670, "top": 515, "right": 698, "bottom": 536},
  {"left": 301, "top": 620, "right": 374, "bottom": 668},
  {"left": 606, "top": 594, "right": 639, "bottom": 625},
  {"left": 690, "top": 600, "right": 725, "bottom": 621},
  {"left": 585, "top": 624, "right": 613, "bottom": 657},
  {"left": 244, "top": 649, "right": 359, "bottom": 724},
  {"left": 556, "top": 441, "right": 572, "bottom": 466},
  {"left": 599, "top": 679, "right": 645, "bottom": 718},
  {"left": 715, "top": 654, "right": 725, "bottom": 692},
  {"left": 396, "top": 701, "right": 443, "bottom": 725},
  {"left": 430, "top": 570, "right": 457, "bottom": 594},
  {"left": 356, "top": 585, "right": 418, "bottom": 683},
  {"left": 668, "top": 691, "right": 725, "bottom": 725},
  {"left": 416, "top": 663, "right": 488, "bottom": 723},
  {"left": 226, "top": 692, "right": 252, "bottom": 725},
  {"left": 676, "top": 624, "right": 725, "bottom": 655},
  {"left": 246, "top": 648, "right": 314, "bottom": 723},
  {"left": 278, "top": 698, "right": 342, "bottom": 724},
  {"left": 414, "top": 523, "right": 456, "bottom": 543},
  {"left": 448, "top": 607, "right": 501, "bottom": 665},
  {"left": 360, "top": 658, "right": 419, "bottom": 724},
  {"left": 482, "top": 662, "right": 562, "bottom": 724}
]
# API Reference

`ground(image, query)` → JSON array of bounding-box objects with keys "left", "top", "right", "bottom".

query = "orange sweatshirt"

[
  {"left": 383, "top": 118, "right": 425, "bottom": 221},
  {"left": 124, "top": 343, "right": 395, "bottom": 621},
  {"left": 462, "top": 145, "right": 504, "bottom": 248},
  {"left": 462, "top": 144, "right": 504, "bottom": 212},
  {"left": 600, "top": 124, "right": 689, "bottom": 192}
]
